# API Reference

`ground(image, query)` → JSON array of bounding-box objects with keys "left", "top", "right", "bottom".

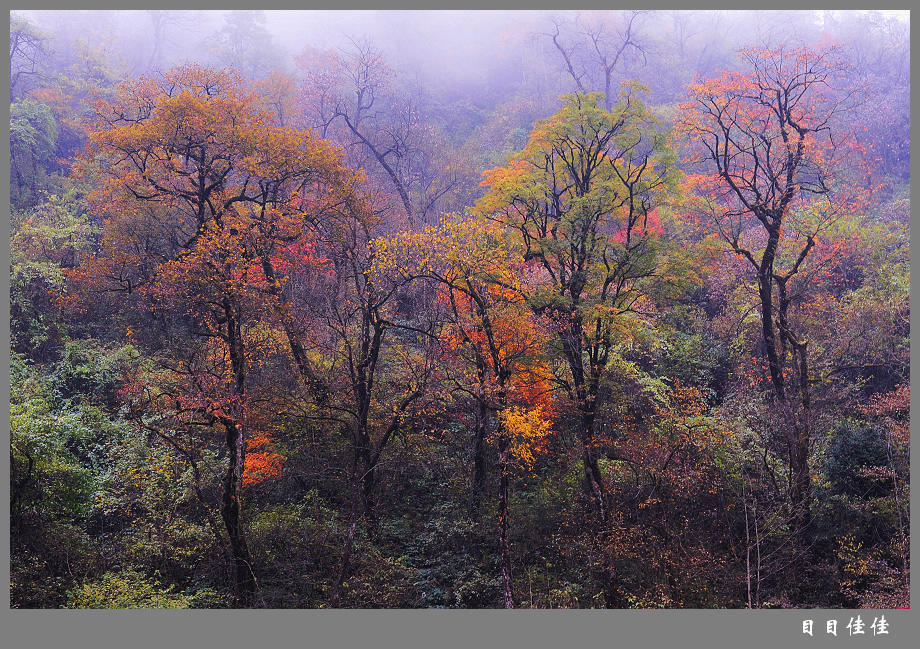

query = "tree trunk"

[
  {"left": 757, "top": 226, "right": 812, "bottom": 536},
  {"left": 355, "top": 424, "right": 378, "bottom": 532},
  {"left": 789, "top": 429, "right": 812, "bottom": 533},
  {"left": 221, "top": 297, "right": 256, "bottom": 607},
  {"left": 600, "top": 560, "right": 620, "bottom": 608},
  {"left": 472, "top": 396, "right": 488, "bottom": 506},
  {"left": 884, "top": 431, "right": 909, "bottom": 582},
  {"left": 743, "top": 479, "right": 752, "bottom": 609},
  {"left": 498, "top": 445, "right": 514, "bottom": 609},
  {"left": 331, "top": 469, "right": 360, "bottom": 607},
  {"left": 580, "top": 409, "right": 608, "bottom": 522},
  {"left": 560, "top": 325, "right": 615, "bottom": 605},
  {"left": 756, "top": 230, "right": 785, "bottom": 404},
  {"left": 790, "top": 341, "right": 812, "bottom": 533},
  {"left": 258, "top": 254, "right": 329, "bottom": 402},
  {"left": 560, "top": 323, "right": 609, "bottom": 522},
  {"left": 221, "top": 419, "right": 255, "bottom": 607},
  {"left": 754, "top": 498, "right": 761, "bottom": 608},
  {"left": 362, "top": 463, "right": 378, "bottom": 533}
]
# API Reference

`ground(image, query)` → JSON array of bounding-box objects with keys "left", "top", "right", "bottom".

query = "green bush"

[
  {"left": 824, "top": 419, "right": 890, "bottom": 497},
  {"left": 66, "top": 569, "right": 216, "bottom": 608}
]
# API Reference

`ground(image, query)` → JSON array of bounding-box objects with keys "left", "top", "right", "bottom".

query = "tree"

[
  {"left": 677, "top": 46, "right": 868, "bottom": 533},
  {"left": 861, "top": 385, "right": 910, "bottom": 595},
  {"left": 211, "top": 11, "right": 280, "bottom": 80},
  {"left": 547, "top": 11, "right": 649, "bottom": 111},
  {"left": 254, "top": 70, "right": 299, "bottom": 128},
  {"left": 313, "top": 204, "right": 436, "bottom": 531},
  {"left": 603, "top": 381, "right": 740, "bottom": 607},
  {"left": 274, "top": 194, "right": 441, "bottom": 605},
  {"left": 10, "top": 191, "right": 95, "bottom": 360},
  {"left": 144, "top": 11, "right": 195, "bottom": 72},
  {"left": 378, "top": 216, "right": 554, "bottom": 607},
  {"left": 476, "top": 89, "right": 675, "bottom": 524},
  {"left": 298, "top": 40, "right": 469, "bottom": 228},
  {"left": 10, "top": 98, "right": 59, "bottom": 207},
  {"left": 298, "top": 40, "right": 415, "bottom": 224},
  {"left": 10, "top": 13, "right": 49, "bottom": 100},
  {"left": 73, "top": 64, "right": 367, "bottom": 605}
]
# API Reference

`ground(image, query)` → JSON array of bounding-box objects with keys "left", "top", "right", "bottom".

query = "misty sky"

[{"left": 19, "top": 9, "right": 910, "bottom": 88}]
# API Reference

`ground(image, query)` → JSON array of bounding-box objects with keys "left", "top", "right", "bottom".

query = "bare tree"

[
  {"left": 144, "top": 10, "right": 195, "bottom": 72},
  {"left": 547, "top": 11, "right": 649, "bottom": 111},
  {"left": 10, "top": 13, "right": 49, "bottom": 100},
  {"left": 302, "top": 40, "right": 416, "bottom": 225},
  {"left": 299, "top": 39, "right": 471, "bottom": 229}
]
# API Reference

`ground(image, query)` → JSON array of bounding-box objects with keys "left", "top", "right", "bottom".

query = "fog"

[
  {"left": 17, "top": 9, "right": 909, "bottom": 89},
  {"left": 12, "top": 9, "right": 911, "bottom": 190}
]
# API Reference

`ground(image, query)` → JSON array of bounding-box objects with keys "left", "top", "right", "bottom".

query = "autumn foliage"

[{"left": 10, "top": 15, "right": 909, "bottom": 612}]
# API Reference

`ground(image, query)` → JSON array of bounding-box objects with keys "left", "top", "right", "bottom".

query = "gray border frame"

[{"left": 3, "top": 2, "right": 915, "bottom": 648}]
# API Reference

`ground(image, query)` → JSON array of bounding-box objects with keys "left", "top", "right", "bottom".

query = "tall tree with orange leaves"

[{"left": 72, "top": 64, "right": 369, "bottom": 605}]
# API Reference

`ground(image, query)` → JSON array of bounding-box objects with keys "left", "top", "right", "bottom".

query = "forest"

[{"left": 9, "top": 10, "right": 909, "bottom": 609}]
